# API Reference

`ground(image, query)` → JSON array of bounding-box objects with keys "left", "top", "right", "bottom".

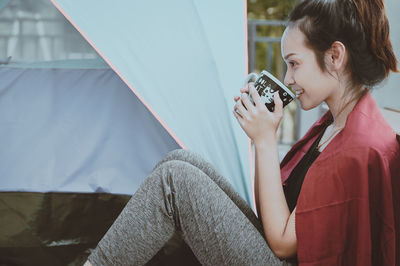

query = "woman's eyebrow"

[{"left": 284, "top": 53, "right": 297, "bottom": 60}]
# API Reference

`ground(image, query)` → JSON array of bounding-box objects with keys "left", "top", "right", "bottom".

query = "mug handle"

[{"left": 243, "top": 72, "right": 258, "bottom": 88}]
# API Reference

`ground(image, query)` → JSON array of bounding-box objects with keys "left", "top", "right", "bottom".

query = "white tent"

[{"left": 0, "top": 0, "right": 251, "bottom": 264}]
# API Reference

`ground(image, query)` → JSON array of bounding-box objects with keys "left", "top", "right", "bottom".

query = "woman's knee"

[
  {"left": 155, "top": 159, "right": 205, "bottom": 186},
  {"left": 153, "top": 149, "right": 199, "bottom": 170},
  {"left": 156, "top": 159, "right": 193, "bottom": 175},
  {"left": 164, "top": 149, "right": 197, "bottom": 161}
]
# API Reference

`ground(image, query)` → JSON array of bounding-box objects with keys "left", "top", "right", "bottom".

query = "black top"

[{"left": 283, "top": 130, "right": 325, "bottom": 213}]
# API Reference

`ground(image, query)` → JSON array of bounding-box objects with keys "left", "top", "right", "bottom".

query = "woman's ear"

[{"left": 325, "top": 41, "right": 347, "bottom": 71}]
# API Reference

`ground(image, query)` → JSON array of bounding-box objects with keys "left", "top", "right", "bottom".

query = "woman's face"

[{"left": 281, "top": 26, "right": 338, "bottom": 110}]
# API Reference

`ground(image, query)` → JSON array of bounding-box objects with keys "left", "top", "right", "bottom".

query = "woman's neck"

[
  {"left": 329, "top": 99, "right": 357, "bottom": 128},
  {"left": 325, "top": 87, "right": 365, "bottom": 129},
  {"left": 317, "top": 97, "right": 358, "bottom": 152}
]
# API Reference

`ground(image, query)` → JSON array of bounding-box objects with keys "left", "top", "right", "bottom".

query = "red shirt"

[{"left": 280, "top": 91, "right": 400, "bottom": 265}]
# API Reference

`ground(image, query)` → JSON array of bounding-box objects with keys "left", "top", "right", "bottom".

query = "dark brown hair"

[{"left": 288, "top": 0, "right": 399, "bottom": 89}]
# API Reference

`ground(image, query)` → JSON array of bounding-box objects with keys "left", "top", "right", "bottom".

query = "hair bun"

[{"left": 351, "top": 0, "right": 398, "bottom": 77}]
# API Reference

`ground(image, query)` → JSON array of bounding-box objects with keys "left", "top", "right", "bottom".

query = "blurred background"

[{"left": 0, "top": 0, "right": 99, "bottom": 62}]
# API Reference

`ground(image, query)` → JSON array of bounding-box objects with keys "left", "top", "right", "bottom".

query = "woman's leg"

[
  {"left": 153, "top": 149, "right": 263, "bottom": 236},
  {"left": 88, "top": 159, "right": 281, "bottom": 266}
]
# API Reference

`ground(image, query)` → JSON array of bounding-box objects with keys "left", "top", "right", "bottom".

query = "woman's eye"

[{"left": 289, "top": 61, "right": 297, "bottom": 67}]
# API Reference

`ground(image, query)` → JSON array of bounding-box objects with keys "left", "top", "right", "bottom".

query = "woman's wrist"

[{"left": 253, "top": 133, "right": 277, "bottom": 148}]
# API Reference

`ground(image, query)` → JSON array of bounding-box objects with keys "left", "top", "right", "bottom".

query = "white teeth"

[{"left": 295, "top": 89, "right": 304, "bottom": 98}]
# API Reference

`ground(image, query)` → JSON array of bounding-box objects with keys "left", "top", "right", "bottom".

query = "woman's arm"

[
  {"left": 233, "top": 85, "right": 297, "bottom": 259},
  {"left": 254, "top": 138, "right": 297, "bottom": 259},
  {"left": 254, "top": 148, "right": 262, "bottom": 219}
]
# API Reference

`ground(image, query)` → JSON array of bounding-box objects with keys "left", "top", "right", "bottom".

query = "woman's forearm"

[
  {"left": 254, "top": 137, "right": 291, "bottom": 254},
  {"left": 254, "top": 141, "right": 262, "bottom": 217},
  {"left": 254, "top": 168, "right": 261, "bottom": 218}
]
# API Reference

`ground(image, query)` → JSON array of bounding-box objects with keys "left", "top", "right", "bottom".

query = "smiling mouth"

[{"left": 295, "top": 89, "right": 304, "bottom": 98}]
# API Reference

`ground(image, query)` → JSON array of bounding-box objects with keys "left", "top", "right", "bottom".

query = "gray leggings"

[{"left": 88, "top": 149, "right": 283, "bottom": 266}]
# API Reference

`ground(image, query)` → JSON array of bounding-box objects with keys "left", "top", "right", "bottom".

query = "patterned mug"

[{"left": 243, "top": 70, "right": 295, "bottom": 112}]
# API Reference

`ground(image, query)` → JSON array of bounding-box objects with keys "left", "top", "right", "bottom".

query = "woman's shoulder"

[
  {"left": 340, "top": 119, "right": 398, "bottom": 160},
  {"left": 337, "top": 92, "right": 399, "bottom": 159},
  {"left": 318, "top": 132, "right": 398, "bottom": 172}
]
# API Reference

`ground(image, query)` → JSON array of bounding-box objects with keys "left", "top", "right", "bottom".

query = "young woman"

[{"left": 85, "top": 0, "right": 400, "bottom": 265}]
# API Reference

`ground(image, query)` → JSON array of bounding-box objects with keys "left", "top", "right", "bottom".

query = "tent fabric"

[
  {"left": 0, "top": 0, "right": 251, "bottom": 263},
  {"left": 51, "top": 0, "right": 252, "bottom": 204},
  {"left": 0, "top": 66, "right": 179, "bottom": 194},
  {"left": 0, "top": 65, "right": 199, "bottom": 265}
]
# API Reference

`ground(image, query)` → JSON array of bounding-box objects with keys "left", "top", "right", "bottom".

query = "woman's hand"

[{"left": 233, "top": 83, "right": 283, "bottom": 144}]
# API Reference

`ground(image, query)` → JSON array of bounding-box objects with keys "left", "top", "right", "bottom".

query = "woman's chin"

[
  {"left": 298, "top": 99, "right": 318, "bottom": 111},
  {"left": 297, "top": 98, "right": 308, "bottom": 110}
]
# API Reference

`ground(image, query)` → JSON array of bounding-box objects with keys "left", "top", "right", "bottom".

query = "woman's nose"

[{"left": 284, "top": 70, "right": 295, "bottom": 87}]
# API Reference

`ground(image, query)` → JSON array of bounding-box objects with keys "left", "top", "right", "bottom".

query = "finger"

[
  {"left": 232, "top": 110, "right": 245, "bottom": 127},
  {"left": 235, "top": 100, "right": 248, "bottom": 119},
  {"left": 233, "top": 105, "right": 244, "bottom": 120},
  {"left": 234, "top": 95, "right": 240, "bottom": 102},
  {"left": 233, "top": 102, "right": 242, "bottom": 117},
  {"left": 233, "top": 109, "right": 241, "bottom": 120},
  {"left": 249, "top": 83, "right": 263, "bottom": 107},
  {"left": 240, "top": 92, "right": 254, "bottom": 110},
  {"left": 274, "top": 91, "right": 283, "bottom": 115}
]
